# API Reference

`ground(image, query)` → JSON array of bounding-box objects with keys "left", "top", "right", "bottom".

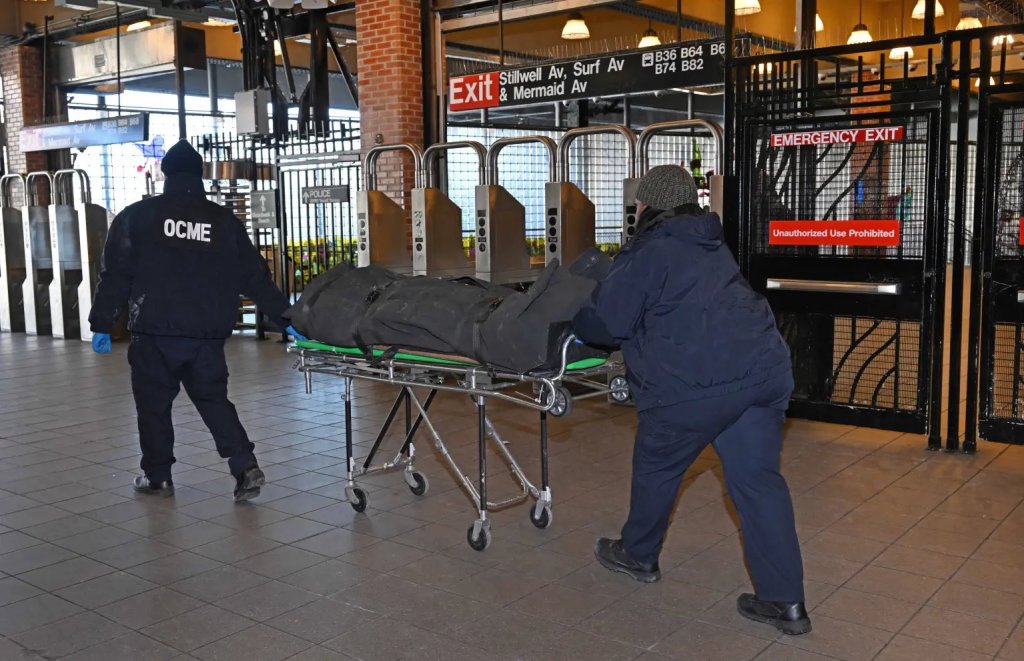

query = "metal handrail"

[
  {"left": 25, "top": 171, "right": 54, "bottom": 208},
  {"left": 422, "top": 141, "right": 487, "bottom": 188},
  {"left": 638, "top": 119, "right": 726, "bottom": 175},
  {"left": 363, "top": 144, "right": 425, "bottom": 190},
  {"left": 486, "top": 136, "right": 558, "bottom": 186},
  {"left": 558, "top": 125, "right": 638, "bottom": 181},
  {"left": 0, "top": 174, "right": 25, "bottom": 209},
  {"left": 766, "top": 278, "right": 900, "bottom": 296},
  {"left": 53, "top": 169, "right": 93, "bottom": 206}
]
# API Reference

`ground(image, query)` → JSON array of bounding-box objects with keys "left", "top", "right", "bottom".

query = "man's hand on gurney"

[
  {"left": 92, "top": 333, "right": 112, "bottom": 354},
  {"left": 285, "top": 325, "right": 308, "bottom": 341}
]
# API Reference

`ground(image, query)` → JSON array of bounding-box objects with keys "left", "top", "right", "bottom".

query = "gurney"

[{"left": 289, "top": 335, "right": 628, "bottom": 550}]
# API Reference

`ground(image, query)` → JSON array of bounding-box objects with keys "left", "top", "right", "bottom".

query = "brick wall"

[
  {"left": 1, "top": 45, "right": 48, "bottom": 201},
  {"left": 355, "top": 0, "right": 424, "bottom": 223}
]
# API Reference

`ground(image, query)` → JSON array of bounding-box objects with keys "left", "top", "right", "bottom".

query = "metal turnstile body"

[
  {"left": 621, "top": 178, "right": 641, "bottom": 244},
  {"left": 48, "top": 203, "right": 83, "bottom": 340},
  {"left": 54, "top": 170, "right": 109, "bottom": 342},
  {"left": 357, "top": 144, "right": 424, "bottom": 273},
  {"left": 410, "top": 141, "right": 485, "bottom": 277},
  {"left": 411, "top": 188, "right": 471, "bottom": 276},
  {"left": 543, "top": 182, "right": 595, "bottom": 266},
  {"left": 356, "top": 190, "right": 411, "bottom": 270},
  {"left": 474, "top": 184, "right": 531, "bottom": 283},
  {"left": 0, "top": 175, "right": 27, "bottom": 333},
  {"left": 22, "top": 193, "right": 53, "bottom": 336}
]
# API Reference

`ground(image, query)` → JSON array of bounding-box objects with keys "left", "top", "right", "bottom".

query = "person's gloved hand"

[
  {"left": 285, "top": 325, "right": 308, "bottom": 341},
  {"left": 92, "top": 333, "right": 112, "bottom": 354}
]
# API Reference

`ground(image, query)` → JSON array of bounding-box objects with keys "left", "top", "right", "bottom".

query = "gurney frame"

[{"left": 289, "top": 337, "right": 623, "bottom": 550}]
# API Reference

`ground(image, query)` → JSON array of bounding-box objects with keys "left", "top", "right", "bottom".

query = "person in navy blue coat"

[{"left": 573, "top": 165, "right": 810, "bottom": 635}]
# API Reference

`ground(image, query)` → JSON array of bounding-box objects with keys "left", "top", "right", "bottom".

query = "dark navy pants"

[
  {"left": 621, "top": 371, "right": 805, "bottom": 603},
  {"left": 129, "top": 334, "right": 256, "bottom": 482}
]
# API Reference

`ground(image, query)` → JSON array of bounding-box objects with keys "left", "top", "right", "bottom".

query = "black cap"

[{"left": 161, "top": 140, "right": 204, "bottom": 177}]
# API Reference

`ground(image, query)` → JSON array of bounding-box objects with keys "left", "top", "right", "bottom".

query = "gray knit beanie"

[{"left": 635, "top": 165, "right": 698, "bottom": 211}]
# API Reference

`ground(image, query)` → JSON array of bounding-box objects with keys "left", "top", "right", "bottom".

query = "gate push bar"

[
  {"left": 422, "top": 141, "right": 487, "bottom": 188},
  {"left": 766, "top": 278, "right": 901, "bottom": 295},
  {"left": 637, "top": 119, "right": 725, "bottom": 175},
  {"left": 363, "top": 144, "right": 425, "bottom": 190},
  {"left": 486, "top": 136, "right": 558, "bottom": 185}
]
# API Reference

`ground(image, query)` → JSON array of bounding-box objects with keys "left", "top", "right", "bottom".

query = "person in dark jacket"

[
  {"left": 573, "top": 165, "right": 809, "bottom": 636},
  {"left": 89, "top": 140, "right": 304, "bottom": 502}
]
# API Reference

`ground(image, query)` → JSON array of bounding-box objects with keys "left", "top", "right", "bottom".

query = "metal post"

[
  {"left": 924, "top": 0, "right": 936, "bottom": 36},
  {"left": 115, "top": 4, "right": 122, "bottom": 115},
  {"left": 676, "top": 0, "right": 683, "bottom": 43},
  {"left": 498, "top": 0, "right": 505, "bottom": 67},
  {"left": 946, "top": 37, "right": 971, "bottom": 452},
  {"left": 208, "top": 63, "right": 219, "bottom": 115},
  {"left": 723, "top": 0, "right": 737, "bottom": 254},
  {"left": 964, "top": 38, "right": 992, "bottom": 454},
  {"left": 174, "top": 21, "right": 187, "bottom": 140}
]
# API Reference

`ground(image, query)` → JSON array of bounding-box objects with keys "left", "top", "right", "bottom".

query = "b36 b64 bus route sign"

[
  {"left": 20, "top": 113, "right": 148, "bottom": 152},
  {"left": 449, "top": 40, "right": 725, "bottom": 112}
]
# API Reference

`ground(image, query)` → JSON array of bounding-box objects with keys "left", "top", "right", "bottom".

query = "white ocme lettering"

[{"left": 164, "top": 219, "right": 212, "bottom": 243}]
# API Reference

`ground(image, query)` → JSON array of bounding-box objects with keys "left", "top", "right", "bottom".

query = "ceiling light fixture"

[
  {"left": 735, "top": 0, "right": 762, "bottom": 16},
  {"left": 911, "top": 0, "right": 944, "bottom": 20},
  {"left": 816, "top": 14, "right": 824, "bottom": 32},
  {"left": 126, "top": 20, "right": 152, "bottom": 32},
  {"left": 639, "top": 21, "right": 661, "bottom": 48},
  {"left": 561, "top": 12, "right": 590, "bottom": 40},
  {"left": 889, "top": 0, "right": 913, "bottom": 60},
  {"left": 848, "top": 0, "right": 872, "bottom": 44},
  {"left": 994, "top": 34, "right": 1015, "bottom": 46},
  {"left": 956, "top": 16, "right": 983, "bottom": 30}
]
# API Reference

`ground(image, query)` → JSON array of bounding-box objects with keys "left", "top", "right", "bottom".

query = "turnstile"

[
  {"left": 22, "top": 173, "right": 54, "bottom": 336},
  {"left": 548, "top": 126, "right": 638, "bottom": 265},
  {"left": 357, "top": 144, "right": 423, "bottom": 272},
  {"left": 54, "top": 169, "right": 109, "bottom": 343},
  {"left": 411, "top": 142, "right": 485, "bottom": 277},
  {"left": 476, "top": 136, "right": 557, "bottom": 284},
  {"left": 0, "top": 175, "right": 27, "bottom": 333}
]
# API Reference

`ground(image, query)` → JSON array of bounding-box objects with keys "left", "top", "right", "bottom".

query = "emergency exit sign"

[{"left": 449, "top": 39, "right": 724, "bottom": 111}]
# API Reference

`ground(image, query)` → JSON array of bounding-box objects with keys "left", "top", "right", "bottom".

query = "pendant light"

[
  {"left": 735, "top": 0, "right": 762, "bottom": 16},
  {"left": 889, "top": 0, "right": 914, "bottom": 60},
  {"left": 955, "top": 16, "right": 983, "bottom": 30},
  {"left": 639, "top": 21, "right": 661, "bottom": 48},
  {"left": 993, "top": 34, "right": 1015, "bottom": 46},
  {"left": 561, "top": 12, "right": 590, "bottom": 40},
  {"left": 816, "top": 14, "right": 824, "bottom": 32},
  {"left": 847, "top": 0, "right": 872, "bottom": 44},
  {"left": 911, "top": 0, "right": 943, "bottom": 19},
  {"left": 126, "top": 20, "right": 152, "bottom": 32}
]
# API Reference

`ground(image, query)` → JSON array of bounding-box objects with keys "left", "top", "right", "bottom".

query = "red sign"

[
  {"left": 449, "top": 72, "right": 500, "bottom": 112},
  {"left": 769, "top": 220, "right": 901, "bottom": 246},
  {"left": 770, "top": 126, "right": 904, "bottom": 148}
]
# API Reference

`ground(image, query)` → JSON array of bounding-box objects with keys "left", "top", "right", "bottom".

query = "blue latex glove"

[
  {"left": 92, "top": 333, "right": 112, "bottom": 354},
  {"left": 285, "top": 325, "right": 308, "bottom": 341}
]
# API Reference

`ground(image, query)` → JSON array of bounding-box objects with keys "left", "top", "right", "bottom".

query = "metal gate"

[
  {"left": 734, "top": 46, "right": 946, "bottom": 437},
  {"left": 967, "top": 28, "right": 1024, "bottom": 445}
]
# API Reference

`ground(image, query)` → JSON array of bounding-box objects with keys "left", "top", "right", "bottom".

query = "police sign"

[
  {"left": 449, "top": 40, "right": 724, "bottom": 112},
  {"left": 301, "top": 186, "right": 350, "bottom": 204}
]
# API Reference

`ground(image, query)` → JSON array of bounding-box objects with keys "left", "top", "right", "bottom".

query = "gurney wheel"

[
  {"left": 467, "top": 524, "right": 492, "bottom": 551},
  {"left": 549, "top": 387, "right": 572, "bottom": 418},
  {"left": 408, "top": 472, "right": 429, "bottom": 496},
  {"left": 530, "top": 505, "right": 553, "bottom": 529},
  {"left": 609, "top": 376, "right": 631, "bottom": 403},
  {"left": 350, "top": 488, "right": 368, "bottom": 513}
]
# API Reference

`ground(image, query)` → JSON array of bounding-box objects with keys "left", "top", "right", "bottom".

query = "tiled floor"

[{"left": 1, "top": 333, "right": 1023, "bottom": 660}]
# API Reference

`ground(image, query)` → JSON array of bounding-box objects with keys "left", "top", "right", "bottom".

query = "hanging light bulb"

[
  {"left": 735, "top": 0, "right": 762, "bottom": 16},
  {"left": 816, "top": 14, "right": 824, "bottom": 32},
  {"left": 638, "top": 22, "right": 661, "bottom": 49},
  {"left": 847, "top": 0, "right": 872, "bottom": 44},
  {"left": 956, "top": 16, "right": 983, "bottom": 30},
  {"left": 974, "top": 76, "right": 996, "bottom": 88},
  {"left": 994, "top": 34, "right": 1015, "bottom": 46},
  {"left": 911, "top": 0, "right": 944, "bottom": 19},
  {"left": 126, "top": 20, "right": 152, "bottom": 32},
  {"left": 561, "top": 12, "right": 590, "bottom": 40}
]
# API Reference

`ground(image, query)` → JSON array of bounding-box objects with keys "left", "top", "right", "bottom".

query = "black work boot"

[
  {"left": 737, "top": 593, "right": 812, "bottom": 635},
  {"left": 133, "top": 475, "right": 174, "bottom": 497},
  {"left": 594, "top": 538, "right": 661, "bottom": 583},
  {"left": 234, "top": 466, "right": 266, "bottom": 503}
]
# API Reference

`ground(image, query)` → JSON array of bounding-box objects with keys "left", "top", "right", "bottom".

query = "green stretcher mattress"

[{"left": 294, "top": 340, "right": 608, "bottom": 372}]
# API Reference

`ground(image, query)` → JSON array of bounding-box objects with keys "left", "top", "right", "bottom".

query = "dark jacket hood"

[{"left": 646, "top": 206, "right": 723, "bottom": 250}]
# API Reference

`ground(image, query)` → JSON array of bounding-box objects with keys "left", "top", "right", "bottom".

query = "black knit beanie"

[
  {"left": 161, "top": 140, "right": 204, "bottom": 177},
  {"left": 635, "top": 164, "right": 698, "bottom": 211}
]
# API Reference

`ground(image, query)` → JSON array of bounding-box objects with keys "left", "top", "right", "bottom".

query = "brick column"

[
  {"left": 1, "top": 45, "right": 48, "bottom": 195},
  {"left": 356, "top": 0, "right": 425, "bottom": 219}
]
